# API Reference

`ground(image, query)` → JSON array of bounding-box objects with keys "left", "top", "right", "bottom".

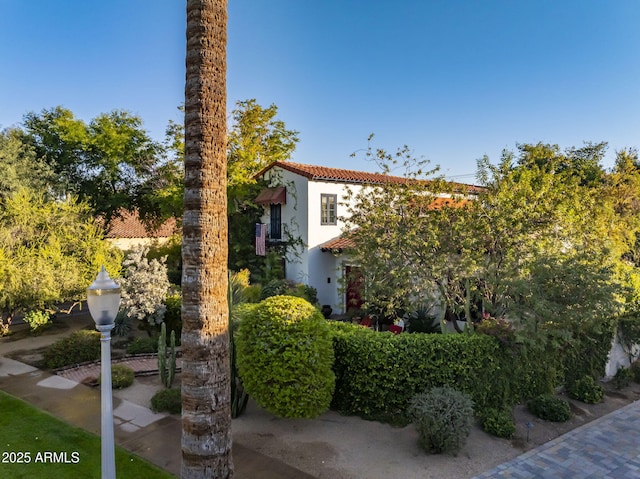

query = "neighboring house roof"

[
  {"left": 104, "top": 210, "right": 177, "bottom": 239},
  {"left": 255, "top": 161, "right": 484, "bottom": 193}
]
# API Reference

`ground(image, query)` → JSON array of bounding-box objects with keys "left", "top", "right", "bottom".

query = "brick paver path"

[
  {"left": 57, "top": 355, "right": 182, "bottom": 383},
  {"left": 472, "top": 400, "right": 640, "bottom": 479}
]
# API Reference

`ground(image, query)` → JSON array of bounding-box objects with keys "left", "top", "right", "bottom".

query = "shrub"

[
  {"left": 481, "top": 407, "right": 516, "bottom": 438},
  {"left": 568, "top": 375, "right": 604, "bottom": 404},
  {"left": 527, "top": 395, "right": 571, "bottom": 422},
  {"left": 43, "top": 330, "right": 101, "bottom": 369},
  {"left": 163, "top": 293, "right": 182, "bottom": 342},
  {"left": 23, "top": 310, "right": 51, "bottom": 333},
  {"left": 126, "top": 337, "right": 158, "bottom": 355},
  {"left": 259, "top": 279, "right": 290, "bottom": 300},
  {"left": 631, "top": 359, "right": 640, "bottom": 383},
  {"left": 408, "top": 386, "right": 474, "bottom": 455},
  {"left": 119, "top": 247, "right": 170, "bottom": 325},
  {"left": 151, "top": 388, "right": 181, "bottom": 414},
  {"left": 405, "top": 305, "right": 440, "bottom": 334},
  {"left": 613, "top": 366, "right": 633, "bottom": 389},
  {"left": 112, "top": 310, "right": 133, "bottom": 337},
  {"left": 99, "top": 364, "right": 134, "bottom": 389},
  {"left": 236, "top": 295, "right": 335, "bottom": 418},
  {"left": 475, "top": 317, "right": 516, "bottom": 348}
]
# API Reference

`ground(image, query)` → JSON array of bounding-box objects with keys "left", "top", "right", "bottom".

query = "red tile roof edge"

[{"left": 255, "top": 161, "right": 484, "bottom": 192}]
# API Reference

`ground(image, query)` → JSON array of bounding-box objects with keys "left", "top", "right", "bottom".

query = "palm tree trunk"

[{"left": 182, "top": 1, "right": 232, "bottom": 477}]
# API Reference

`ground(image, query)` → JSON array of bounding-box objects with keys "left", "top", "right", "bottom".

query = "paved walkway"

[
  {"left": 0, "top": 354, "right": 314, "bottom": 479},
  {"left": 472, "top": 400, "right": 640, "bottom": 479}
]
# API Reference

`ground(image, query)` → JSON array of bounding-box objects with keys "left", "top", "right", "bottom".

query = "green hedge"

[
  {"left": 236, "top": 295, "right": 335, "bottom": 418},
  {"left": 328, "top": 322, "right": 557, "bottom": 423}
]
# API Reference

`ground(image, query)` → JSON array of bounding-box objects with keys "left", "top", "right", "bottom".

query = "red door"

[{"left": 345, "top": 266, "right": 364, "bottom": 313}]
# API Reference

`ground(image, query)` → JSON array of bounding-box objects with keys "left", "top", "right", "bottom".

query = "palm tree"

[{"left": 182, "top": 1, "right": 233, "bottom": 477}]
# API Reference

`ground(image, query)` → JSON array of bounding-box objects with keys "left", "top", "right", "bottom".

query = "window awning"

[{"left": 255, "top": 186, "right": 286, "bottom": 205}]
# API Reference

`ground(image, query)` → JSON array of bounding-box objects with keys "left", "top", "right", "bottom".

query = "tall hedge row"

[{"left": 328, "top": 322, "right": 558, "bottom": 423}]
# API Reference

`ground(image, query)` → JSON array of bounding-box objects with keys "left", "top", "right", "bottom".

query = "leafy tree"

[
  {"left": 0, "top": 188, "right": 121, "bottom": 335},
  {"left": 20, "top": 106, "right": 162, "bottom": 225},
  {"left": 227, "top": 98, "right": 299, "bottom": 195},
  {"left": 345, "top": 141, "right": 630, "bottom": 339},
  {"left": 0, "top": 127, "right": 53, "bottom": 198},
  {"left": 227, "top": 99, "right": 299, "bottom": 273}
]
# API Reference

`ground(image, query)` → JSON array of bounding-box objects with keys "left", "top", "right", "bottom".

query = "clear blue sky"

[{"left": 1, "top": 1, "right": 639, "bottom": 181}]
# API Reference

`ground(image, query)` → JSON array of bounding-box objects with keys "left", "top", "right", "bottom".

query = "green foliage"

[
  {"left": 20, "top": 106, "right": 163, "bottom": 225},
  {"left": 563, "top": 321, "right": 617, "bottom": 387},
  {"left": 613, "top": 366, "right": 633, "bottom": 389},
  {"left": 236, "top": 295, "right": 335, "bottom": 418},
  {"left": 630, "top": 359, "right": 640, "bottom": 383},
  {"left": 480, "top": 407, "right": 516, "bottom": 438},
  {"left": 157, "top": 322, "right": 176, "bottom": 389},
  {"left": 568, "top": 376, "right": 604, "bottom": 404},
  {"left": 329, "top": 322, "right": 558, "bottom": 424},
  {"left": 0, "top": 188, "right": 122, "bottom": 335},
  {"left": 408, "top": 386, "right": 474, "bottom": 455},
  {"left": 22, "top": 310, "right": 51, "bottom": 333},
  {"left": 227, "top": 99, "right": 299, "bottom": 191},
  {"left": 151, "top": 388, "right": 181, "bottom": 414},
  {"left": 259, "top": 278, "right": 290, "bottom": 299},
  {"left": 113, "top": 310, "right": 133, "bottom": 337},
  {"left": 229, "top": 270, "right": 251, "bottom": 418},
  {"left": 0, "top": 126, "right": 53, "bottom": 199},
  {"left": 527, "top": 395, "right": 571, "bottom": 422},
  {"left": 147, "top": 235, "right": 182, "bottom": 286},
  {"left": 474, "top": 317, "right": 516, "bottom": 348},
  {"left": 126, "top": 337, "right": 158, "bottom": 355},
  {"left": 617, "top": 313, "right": 640, "bottom": 362},
  {"left": 43, "top": 330, "right": 101, "bottom": 369},
  {"left": 243, "top": 285, "right": 262, "bottom": 303},
  {"left": 119, "top": 247, "right": 170, "bottom": 325},
  {"left": 162, "top": 293, "right": 182, "bottom": 341},
  {"left": 405, "top": 304, "right": 440, "bottom": 334},
  {"left": 99, "top": 364, "right": 134, "bottom": 389}
]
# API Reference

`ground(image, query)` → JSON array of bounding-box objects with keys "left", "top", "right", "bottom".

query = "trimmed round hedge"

[{"left": 236, "top": 295, "right": 335, "bottom": 418}]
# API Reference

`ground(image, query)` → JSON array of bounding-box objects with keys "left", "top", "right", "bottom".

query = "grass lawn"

[{"left": 0, "top": 390, "right": 175, "bottom": 478}]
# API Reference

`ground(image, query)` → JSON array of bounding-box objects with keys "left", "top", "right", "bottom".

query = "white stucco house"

[{"left": 254, "top": 161, "right": 480, "bottom": 314}]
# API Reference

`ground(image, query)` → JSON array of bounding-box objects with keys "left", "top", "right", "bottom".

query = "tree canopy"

[
  {"left": 0, "top": 189, "right": 122, "bottom": 335},
  {"left": 344, "top": 141, "right": 640, "bottom": 338}
]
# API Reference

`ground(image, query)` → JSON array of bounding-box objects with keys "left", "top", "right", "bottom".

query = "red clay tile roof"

[
  {"left": 105, "top": 210, "right": 177, "bottom": 239},
  {"left": 320, "top": 235, "right": 355, "bottom": 253},
  {"left": 256, "top": 161, "right": 484, "bottom": 193}
]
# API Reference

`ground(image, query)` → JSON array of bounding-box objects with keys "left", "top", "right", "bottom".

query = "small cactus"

[{"left": 158, "top": 322, "right": 177, "bottom": 389}]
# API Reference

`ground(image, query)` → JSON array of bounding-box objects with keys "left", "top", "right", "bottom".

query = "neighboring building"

[
  {"left": 254, "top": 161, "right": 480, "bottom": 313},
  {"left": 104, "top": 210, "right": 177, "bottom": 251}
]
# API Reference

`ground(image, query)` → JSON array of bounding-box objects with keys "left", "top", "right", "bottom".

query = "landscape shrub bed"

[
  {"left": 329, "top": 322, "right": 558, "bottom": 423},
  {"left": 43, "top": 330, "right": 101, "bottom": 369}
]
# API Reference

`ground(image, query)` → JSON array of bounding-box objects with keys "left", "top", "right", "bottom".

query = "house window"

[
  {"left": 270, "top": 204, "right": 282, "bottom": 239},
  {"left": 321, "top": 194, "right": 337, "bottom": 225}
]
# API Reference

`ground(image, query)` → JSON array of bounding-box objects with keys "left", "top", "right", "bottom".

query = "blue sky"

[{"left": 1, "top": 1, "right": 639, "bottom": 182}]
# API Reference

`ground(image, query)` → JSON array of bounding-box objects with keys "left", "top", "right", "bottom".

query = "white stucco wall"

[{"left": 259, "top": 166, "right": 365, "bottom": 311}]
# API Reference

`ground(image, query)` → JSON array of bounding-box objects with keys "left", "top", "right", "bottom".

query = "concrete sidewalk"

[{"left": 0, "top": 355, "right": 314, "bottom": 478}]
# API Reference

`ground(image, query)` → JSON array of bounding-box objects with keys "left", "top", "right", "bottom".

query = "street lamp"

[{"left": 87, "top": 266, "right": 121, "bottom": 479}]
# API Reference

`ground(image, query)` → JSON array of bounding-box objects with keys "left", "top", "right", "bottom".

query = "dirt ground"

[{"left": 3, "top": 316, "right": 640, "bottom": 479}]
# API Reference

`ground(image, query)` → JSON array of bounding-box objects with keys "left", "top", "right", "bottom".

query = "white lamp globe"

[{"left": 87, "top": 266, "right": 121, "bottom": 327}]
